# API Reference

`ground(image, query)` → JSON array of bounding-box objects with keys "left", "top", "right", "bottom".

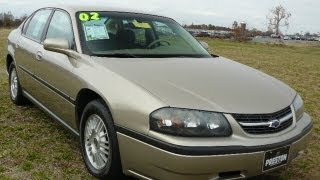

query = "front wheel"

[{"left": 80, "top": 99, "right": 123, "bottom": 179}]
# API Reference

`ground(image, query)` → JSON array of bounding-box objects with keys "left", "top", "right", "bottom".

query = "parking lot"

[{"left": 252, "top": 37, "right": 320, "bottom": 46}]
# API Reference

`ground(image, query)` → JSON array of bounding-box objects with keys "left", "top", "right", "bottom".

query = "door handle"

[{"left": 36, "top": 51, "right": 43, "bottom": 61}]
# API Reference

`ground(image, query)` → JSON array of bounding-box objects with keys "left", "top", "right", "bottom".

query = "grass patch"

[{"left": 21, "top": 161, "right": 33, "bottom": 171}]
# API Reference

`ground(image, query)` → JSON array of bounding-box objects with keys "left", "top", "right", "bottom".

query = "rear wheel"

[
  {"left": 80, "top": 99, "right": 123, "bottom": 179},
  {"left": 9, "top": 63, "right": 28, "bottom": 105}
]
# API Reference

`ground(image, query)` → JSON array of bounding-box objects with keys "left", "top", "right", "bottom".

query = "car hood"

[{"left": 93, "top": 57, "right": 296, "bottom": 114}]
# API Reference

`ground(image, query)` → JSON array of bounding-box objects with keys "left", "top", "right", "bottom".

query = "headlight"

[
  {"left": 150, "top": 108, "right": 232, "bottom": 137},
  {"left": 293, "top": 95, "right": 304, "bottom": 121}
]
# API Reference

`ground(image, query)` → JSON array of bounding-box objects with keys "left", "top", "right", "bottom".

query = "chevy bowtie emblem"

[{"left": 269, "top": 119, "right": 281, "bottom": 128}]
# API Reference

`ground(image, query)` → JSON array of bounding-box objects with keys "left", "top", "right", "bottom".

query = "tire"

[
  {"left": 8, "top": 63, "right": 28, "bottom": 105},
  {"left": 80, "top": 99, "right": 123, "bottom": 179}
]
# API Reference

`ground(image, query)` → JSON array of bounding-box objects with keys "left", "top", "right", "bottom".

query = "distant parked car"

[
  {"left": 283, "top": 36, "right": 291, "bottom": 40},
  {"left": 271, "top": 34, "right": 281, "bottom": 39},
  {"left": 196, "top": 31, "right": 210, "bottom": 37},
  {"left": 308, "top": 37, "right": 318, "bottom": 41},
  {"left": 188, "top": 30, "right": 195, "bottom": 36},
  {"left": 300, "top": 36, "right": 307, "bottom": 41},
  {"left": 192, "top": 32, "right": 201, "bottom": 37},
  {"left": 296, "top": 36, "right": 301, "bottom": 40}
]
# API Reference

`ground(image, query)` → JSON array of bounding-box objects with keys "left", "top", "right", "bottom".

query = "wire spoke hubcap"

[
  {"left": 84, "top": 114, "right": 110, "bottom": 170},
  {"left": 10, "top": 69, "right": 18, "bottom": 99}
]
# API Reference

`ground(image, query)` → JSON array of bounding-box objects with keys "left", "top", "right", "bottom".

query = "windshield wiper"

[
  {"left": 153, "top": 54, "right": 212, "bottom": 58},
  {"left": 94, "top": 53, "right": 139, "bottom": 58},
  {"left": 93, "top": 53, "right": 212, "bottom": 58}
]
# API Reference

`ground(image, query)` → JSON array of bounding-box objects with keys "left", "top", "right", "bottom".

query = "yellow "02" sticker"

[{"left": 79, "top": 12, "right": 100, "bottom": 21}]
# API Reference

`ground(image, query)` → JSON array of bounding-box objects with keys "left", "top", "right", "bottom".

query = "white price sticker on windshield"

[{"left": 84, "top": 25, "right": 110, "bottom": 41}]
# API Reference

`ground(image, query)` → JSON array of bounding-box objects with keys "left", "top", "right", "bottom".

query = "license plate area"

[{"left": 263, "top": 146, "right": 290, "bottom": 172}]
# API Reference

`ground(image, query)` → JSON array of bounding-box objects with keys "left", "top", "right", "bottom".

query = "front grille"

[{"left": 232, "top": 106, "right": 293, "bottom": 135}]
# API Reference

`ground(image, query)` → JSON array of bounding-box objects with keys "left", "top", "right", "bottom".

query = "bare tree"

[
  {"left": 267, "top": 4, "right": 291, "bottom": 35},
  {"left": 232, "top": 21, "right": 248, "bottom": 41},
  {"left": 0, "top": 13, "right": 3, "bottom": 27},
  {"left": 0, "top": 11, "right": 28, "bottom": 28}
]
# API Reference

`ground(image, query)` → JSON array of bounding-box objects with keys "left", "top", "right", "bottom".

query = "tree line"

[
  {"left": 0, "top": 11, "right": 28, "bottom": 28},
  {"left": 183, "top": 24, "right": 232, "bottom": 31}
]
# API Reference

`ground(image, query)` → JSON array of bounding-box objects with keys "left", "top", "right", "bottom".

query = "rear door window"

[
  {"left": 25, "top": 9, "right": 52, "bottom": 42},
  {"left": 22, "top": 15, "right": 33, "bottom": 34}
]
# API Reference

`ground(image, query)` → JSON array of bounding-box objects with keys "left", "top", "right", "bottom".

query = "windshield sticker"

[
  {"left": 133, "top": 22, "right": 151, "bottom": 29},
  {"left": 79, "top": 12, "right": 100, "bottom": 21},
  {"left": 84, "top": 25, "right": 110, "bottom": 41}
]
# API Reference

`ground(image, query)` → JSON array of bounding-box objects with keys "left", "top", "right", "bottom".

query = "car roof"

[{"left": 41, "top": 3, "right": 166, "bottom": 18}]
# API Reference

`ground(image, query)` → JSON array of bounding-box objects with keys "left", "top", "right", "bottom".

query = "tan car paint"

[
  {"left": 15, "top": 32, "right": 43, "bottom": 96},
  {"left": 93, "top": 57, "right": 296, "bottom": 114},
  {"left": 71, "top": 54, "right": 167, "bottom": 135},
  {"left": 118, "top": 127, "right": 312, "bottom": 180}
]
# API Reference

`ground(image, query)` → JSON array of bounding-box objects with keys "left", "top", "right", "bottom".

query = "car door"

[
  {"left": 33, "top": 9, "right": 78, "bottom": 130},
  {"left": 15, "top": 9, "right": 53, "bottom": 96}
]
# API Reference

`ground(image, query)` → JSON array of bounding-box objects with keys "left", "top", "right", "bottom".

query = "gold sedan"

[{"left": 6, "top": 5, "right": 312, "bottom": 180}]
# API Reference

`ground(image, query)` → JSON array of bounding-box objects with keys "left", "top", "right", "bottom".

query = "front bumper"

[{"left": 117, "top": 113, "right": 313, "bottom": 180}]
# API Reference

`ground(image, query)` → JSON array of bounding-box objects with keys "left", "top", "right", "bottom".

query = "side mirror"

[
  {"left": 200, "top": 41, "right": 209, "bottom": 51},
  {"left": 44, "top": 38, "right": 79, "bottom": 59},
  {"left": 44, "top": 38, "right": 70, "bottom": 51}
]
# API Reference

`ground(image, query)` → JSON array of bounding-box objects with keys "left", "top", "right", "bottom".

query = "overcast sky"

[{"left": 0, "top": 0, "right": 319, "bottom": 34}]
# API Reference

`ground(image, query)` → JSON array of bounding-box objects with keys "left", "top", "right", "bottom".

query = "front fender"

[
  {"left": 7, "top": 29, "right": 19, "bottom": 72},
  {"left": 7, "top": 29, "right": 18, "bottom": 57}
]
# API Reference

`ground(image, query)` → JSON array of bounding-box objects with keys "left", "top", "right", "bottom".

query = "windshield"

[{"left": 76, "top": 11, "right": 211, "bottom": 58}]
